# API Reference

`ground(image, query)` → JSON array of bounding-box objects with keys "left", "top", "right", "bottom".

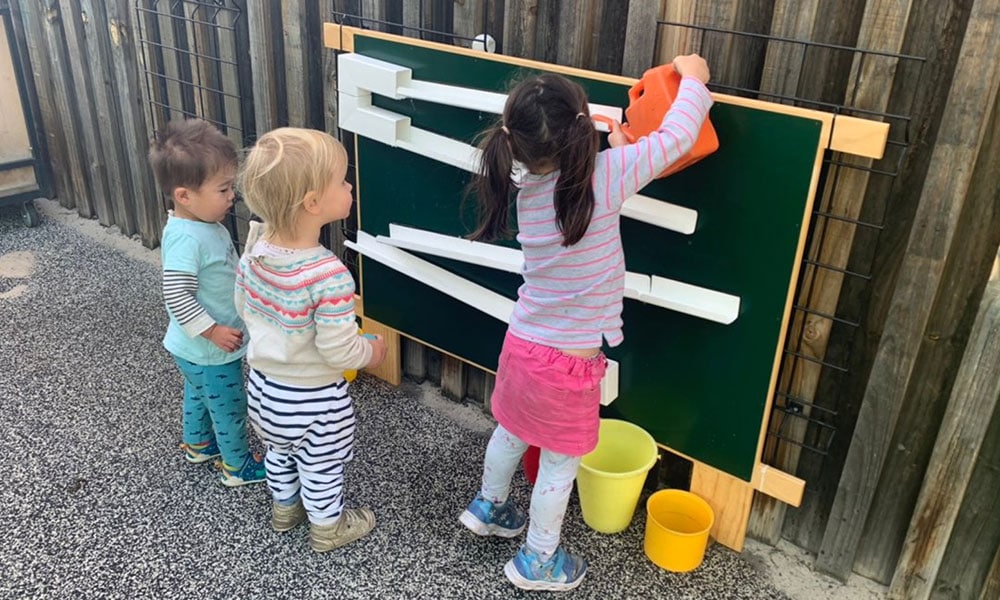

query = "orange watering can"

[{"left": 594, "top": 64, "right": 718, "bottom": 178}]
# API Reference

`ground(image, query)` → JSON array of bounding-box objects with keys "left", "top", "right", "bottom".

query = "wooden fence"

[{"left": 7, "top": 1, "right": 1000, "bottom": 597}]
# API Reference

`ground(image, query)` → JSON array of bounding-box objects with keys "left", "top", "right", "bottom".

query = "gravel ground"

[{"left": 0, "top": 201, "right": 886, "bottom": 599}]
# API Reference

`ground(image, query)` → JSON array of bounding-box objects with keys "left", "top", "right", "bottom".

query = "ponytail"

[
  {"left": 469, "top": 125, "right": 515, "bottom": 242},
  {"left": 554, "top": 114, "right": 598, "bottom": 246}
]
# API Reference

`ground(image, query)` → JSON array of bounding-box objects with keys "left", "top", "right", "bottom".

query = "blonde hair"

[{"left": 237, "top": 127, "right": 348, "bottom": 238}]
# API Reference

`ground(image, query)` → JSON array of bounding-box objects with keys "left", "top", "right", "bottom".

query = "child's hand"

[
  {"left": 366, "top": 335, "right": 388, "bottom": 369},
  {"left": 608, "top": 119, "right": 629, "bottom": 148},
  {"left": 672, "top": 54, "right": 710, "bottom": 84},
  {"left": 203, "top": 324, "right": 244, "bottom": 353}
]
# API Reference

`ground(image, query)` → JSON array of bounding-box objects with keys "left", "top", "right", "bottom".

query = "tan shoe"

[
  {"left": 308, "top": 507, "right": 376, "bottom": 552},
  {"left": 271, "top": 500, "right": 307, "bottom": 532}
]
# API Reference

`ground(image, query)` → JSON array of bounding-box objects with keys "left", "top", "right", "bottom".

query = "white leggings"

[{"left": 480, "top": 424, "right": 581, "bottom": 558}]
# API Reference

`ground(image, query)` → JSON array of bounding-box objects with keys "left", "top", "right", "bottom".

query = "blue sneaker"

[
  {"left": 220, "top": 453, "right": 267, "bottom": 487},
  {"left": 181, "top": 440, "right": 221, "bottom": 464},
  {"left": 459, "top": 493, "right": 526, "bottom": 537},
  {"left": 504, "top": 545, "right": 587, "bottom": 592}
]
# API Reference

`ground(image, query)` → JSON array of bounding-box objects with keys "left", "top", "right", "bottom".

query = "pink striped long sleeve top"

[{"left": 508, "top": 77, "right": 714, "bottom": 349}]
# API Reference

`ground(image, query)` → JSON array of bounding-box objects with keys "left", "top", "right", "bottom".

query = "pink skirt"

[{"left": 490, "top": 332, "right": 608, "bottom": 456}]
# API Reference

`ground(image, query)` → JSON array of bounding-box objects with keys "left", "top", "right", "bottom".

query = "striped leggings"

[{"left": 247, "top": 369, "right": 356, "bottom": 526}]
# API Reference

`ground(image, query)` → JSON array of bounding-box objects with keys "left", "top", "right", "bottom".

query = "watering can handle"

[{"left": 591, "top": 114, "right": 636, "bottom": 144}]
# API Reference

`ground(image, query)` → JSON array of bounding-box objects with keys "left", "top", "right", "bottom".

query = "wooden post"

[
  {"left": 816, "top": 0, "right": 1000, "bottom": 581},
  {"left": 888, "top": 278, "right": 1000, "bottom": 599},
  {"left": 282, "top": 0, "right": 309, "bottom": 128}
]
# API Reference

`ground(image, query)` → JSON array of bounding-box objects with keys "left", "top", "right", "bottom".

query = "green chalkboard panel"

[{"left": 353, "top": 35, "right": 822, "bottom": 481}]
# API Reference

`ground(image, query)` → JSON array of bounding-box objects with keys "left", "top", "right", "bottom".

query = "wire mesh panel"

[
  {"left": 136, "top": 0, "right": 253, "bottom": 144},
  {"left": 134, "top": 0, "right": 255, "bottom": 243},
  {"left": 653, "top": 21, "right": 926, "bottom": 476}
]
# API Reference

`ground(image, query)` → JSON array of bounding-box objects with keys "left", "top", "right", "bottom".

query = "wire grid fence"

[
  {"left": 654, "top": 21, "right": 925, "bottom": 462},
  {"left": 134, "top": 0, "right": 254, "bottom": 244}
]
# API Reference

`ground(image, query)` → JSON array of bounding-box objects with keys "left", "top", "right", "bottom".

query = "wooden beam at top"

[{"left": 326, "top": 24, "right": 889, "bottom": 161}]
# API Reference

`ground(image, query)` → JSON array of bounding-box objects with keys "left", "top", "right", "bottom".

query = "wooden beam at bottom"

[
  {"left": 354, "top": 296, "right": 401, "bottom": 386},
  {"left": 690, "top": 461, "right": 756, "bottom": 552}
]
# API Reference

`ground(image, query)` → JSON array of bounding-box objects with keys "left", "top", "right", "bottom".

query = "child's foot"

[
  {"left": 308, "top": 508, "right": 376, "bottom": 552},
  {"left": 219, "top": 454, "right": 266, "bottom": 487},
  {"left": 504, "top": 545, "right": 587, "bottom": 592},
  {"left": 272, "top": 499, "right": 307, "bottom": 532},
  {"left": 180, "top": 440, "right": 221, "bottom": 464},
  {"left": 459, "top": 492, "right": 526, "bottom": 537}
]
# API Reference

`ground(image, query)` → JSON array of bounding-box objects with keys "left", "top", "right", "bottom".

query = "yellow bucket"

[
  {"left": 576, "top": 419, "right": 659, "bottom": 533},
  {"left": 643, "top": 489, "right": 715, "bottom": 572}
]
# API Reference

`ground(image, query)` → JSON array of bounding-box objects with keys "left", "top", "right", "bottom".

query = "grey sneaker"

[
  {"left": 272, "top": 500, "right": 307, "bottom": 532},
  {"left": 308, "top": 507, "right": 376, "bottom": 552}
]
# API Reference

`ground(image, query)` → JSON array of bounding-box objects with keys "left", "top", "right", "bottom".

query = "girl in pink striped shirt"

[{"left": 458, "top": 55, "right": 713, "bottom": 592}]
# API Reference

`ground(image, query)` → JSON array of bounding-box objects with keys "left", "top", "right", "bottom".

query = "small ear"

[
  {"left": 301, "top": 191, "right": 321, "bottom": 215},
  {"left": 173, "top": 186, "right": 190, "bottom": 207}
]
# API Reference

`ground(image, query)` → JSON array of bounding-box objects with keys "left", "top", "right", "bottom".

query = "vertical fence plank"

[
  {"left": 38, "top": 0, "right": 94, "bottom": 218},
  {"left": 621, "top": 0, "right": 661, "bottom": 77},
  {"left": 154, "top": 2, "right": 186, "bottom": 118},
  {"left": 758, "top": 0, "right": 820, "bottom": 99},
  {"left": 503, "top": 0, "right": 535, "bottom": 59},
  {"left": 452, "top": 0, "right": 483, "bottom": 46},
  {"left": 130, "top": 0, "right": 170, "bottom": 235},
  {"left": 932, "top": 396, "right": 1000, "bottom": 600},
  {"left": 214, "top": 6, "right": 243, "bottom": 147},
  {"left": 402, "top": 0, "right": 420, "bottom": 37},
  {"left": 441, "top": 354, "right": 465, "bottom": 401},
  {"left": 555, "top": 0, "right": 596, "bottom": 69},
  {"left": 794, "top": 0, "right": 866, "bottom": 105},
  {"left": 106, "top": 0, "right": 160, "bottom": 247},
  {"left": 78, "top": 0, "right": 137, "bottom": 235},
  {"left": 57, "top": 0, "right": 114, "bottom": 225},
  {"left": 981, "top": 544, "right": 1000, "bottom": 600},
  {"left": 247, "top": 0, "right": 280, "bottom": 134},
  {"left": 655, "top": 0, "right": 697, "bottom": 64},
  {"left": 282, "top": 0, "right": 308, "bottom": 127},
  {"left": 14, "top": 0, "right": 73, "bottom": 207},
  {"left": 888, "top": 279, "right": 1000, "bottom": 599},
  {"left": 816, "top": 0, "right": 1000, "bottom": 580},
  {"left": 402, "top": 337, "right": 427, "bottom": 383},
  {"left": 358, "top": 0, "right": 385, "bottom": 31},
  {"left": 594, "top": 0, "right": 627, "bottom": 75}
]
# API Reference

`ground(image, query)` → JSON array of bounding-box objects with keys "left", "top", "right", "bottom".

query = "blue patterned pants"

[{"left": 172, "top": 355, "right": 251, "bottom": 468}]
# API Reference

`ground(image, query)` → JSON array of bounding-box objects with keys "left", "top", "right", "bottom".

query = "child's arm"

[
  {"left": 601, "top": 54, "right": 713, "bottom": 207},
  {"left": 163, "top": 269, "right": 243, "bottom": 353},
  {"left": 310, "top": 259, "right": 383, "bottom": 372}
]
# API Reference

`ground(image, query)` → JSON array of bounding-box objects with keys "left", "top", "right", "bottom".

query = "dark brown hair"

[
  {"left": 470, "top": 73, "right": 598, "bottom": 246},
  {"left": 148, "top": 118, "right": 238, "bottom": 198}
]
